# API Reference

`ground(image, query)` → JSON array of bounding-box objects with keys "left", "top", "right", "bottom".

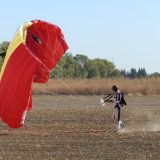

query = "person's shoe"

[
  {"left": 120, "top": 123, "right": 125, "bottom": 128},
  {"left": 118, "top": 121, "right": 125, "bottom": 129}
]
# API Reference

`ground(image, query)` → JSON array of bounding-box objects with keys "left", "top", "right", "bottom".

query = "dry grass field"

[
  {"left": 33, "top": 78, "right": 160, "bottom": 95},
  {"left": 0, "top": 95, "right": 160, "bottom": 160}
]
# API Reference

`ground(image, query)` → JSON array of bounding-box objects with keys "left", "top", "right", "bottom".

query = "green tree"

[
  {"left": 51, "top": 53, "right": 122, "bottom": 78},
  {"left": 149, "top": 72, "right": 160, "bottom": 78},
  {"left": 50, "top": 56, "right": 66, "bottom": 78},
  {"left": 137, "top": 68, "right": 147, "bottom": 78},
  {"left": 92, "top": 59, "right": 107, "bottom": 78},
  {"left": 104, "top": 61, "right": 120, "bottom": 77},
  {"left": 111, "top": 69, "right": 121, "bottom": 77},
  {"left": 51, "top": 53, "right": 75, "bottom": 78},
  {"left": 0, "top": 57, "right": 3, "bottom": 70},
  {"left": 129, "top": 68, "right": 137, "bottom": 78},
  {"left": 120, "top": 69, "right": 127, "bottom": 77},
  {"left": 0, "top": 41, "right": 10, "bottom": 53},
  {"left": 85, "top": 60, "right": 100, "bottom": 78},
  {"left": 0, "top": 41, "right": 10, "bottom": 70},
  {"left": 74, "top": 54, "right": 89, "bottom": 78},
  {"left": 62, "top": 53, "right": 75, "bottom": 78}
]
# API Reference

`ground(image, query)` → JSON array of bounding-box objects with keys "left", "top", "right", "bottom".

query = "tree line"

[
  {"left": 120, "top": 68, "right": 147, "bottom": 78},
  {"left": 51, "top": 53, "right": 121, "bottom": 78},
  {"left": 0, "top": 41, "right": 159, "bottom": 78},
  {"left": 50, "top": 54, "right": 160, "bottom": 78},
  {"left": 120, "top": 68, "right": 160, "bottom": 78}
]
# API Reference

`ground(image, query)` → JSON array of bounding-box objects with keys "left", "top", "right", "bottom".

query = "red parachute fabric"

[{"left": 0, "top": 20, "right": 68, "bottom": 128}]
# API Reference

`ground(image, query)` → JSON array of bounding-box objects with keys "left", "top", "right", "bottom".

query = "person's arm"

[{"left": 111, "top": 93, "right": 122, "bottom": 104}]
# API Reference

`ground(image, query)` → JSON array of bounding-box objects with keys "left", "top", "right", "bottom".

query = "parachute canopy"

[{"left": 0, "top": 20, "right": 68, "bottom": 128}]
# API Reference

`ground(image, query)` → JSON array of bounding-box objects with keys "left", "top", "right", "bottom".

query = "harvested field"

[{"left": 0, "top": 95, "right": 160, "bottom": 160}]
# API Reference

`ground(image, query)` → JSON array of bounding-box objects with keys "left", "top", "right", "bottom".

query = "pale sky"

[{"left": 0, "top": 0, "right": 160, "bottom": 73}]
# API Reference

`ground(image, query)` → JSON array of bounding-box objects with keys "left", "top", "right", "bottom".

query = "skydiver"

[
  {"left": 109, "top": 85, "right": 125, "bottom": 129},
  {"left": 100, "top": 85, "right": 126, "bottom": 129}
]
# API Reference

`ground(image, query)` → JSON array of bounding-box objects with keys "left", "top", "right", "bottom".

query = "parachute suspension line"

[
  {"left": 32, "top": 22, "right": 102, "bottom": 88},
  {"left": 72, "top": 57, "right": 105, "bottom": 98},
  {"left": 77, "top": 59, "right": 104, "bottom": 96},
  {"left": 30, "top": 23, "right": 83, "bottom": 102},
  {"left": 45, "top": 23, "right": 64, "bottom": 63},
  {"left": 32, "top": 22, "right": 103, "bottom": 94},
  {"left": 46, "top": 22, "right": 61, "bottom": 58},
  {"left": 33, "top": 66, "right": 80, "bottom": 95},
  {"left": 30, "top": 23, "right": 79, "bottom": 104},
  {"left": 30, "top": 23, "right": 102, "bottom": 104},
  {"left": 31, "top": 39, "right": 100, "bottom": 100}
]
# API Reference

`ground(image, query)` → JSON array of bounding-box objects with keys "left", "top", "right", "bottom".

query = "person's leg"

[
  {"left": 114, "top": 107, "right": 124, "bottom": 129},
  {"left": 113, "top": 107, "right": 120, "bottom": 126},
  {"left": 117, "top": 107, "right": 125, "bottom": 129}
]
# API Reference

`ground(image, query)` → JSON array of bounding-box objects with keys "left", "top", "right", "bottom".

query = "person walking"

[
  {"left": 110, "top": 85, "right": 125, "bottom": 129},
  {"left": 100, "top": 85, "right": 126, "bottom": 129}
]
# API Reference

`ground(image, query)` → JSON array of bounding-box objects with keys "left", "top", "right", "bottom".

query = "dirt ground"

[{"left": 0, "top": 95, "right": 160, "bottom": 160}]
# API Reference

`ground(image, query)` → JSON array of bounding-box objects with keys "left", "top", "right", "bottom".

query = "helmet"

[{"left": 112, "top": 85, "right": 118, "bottom": 91}]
